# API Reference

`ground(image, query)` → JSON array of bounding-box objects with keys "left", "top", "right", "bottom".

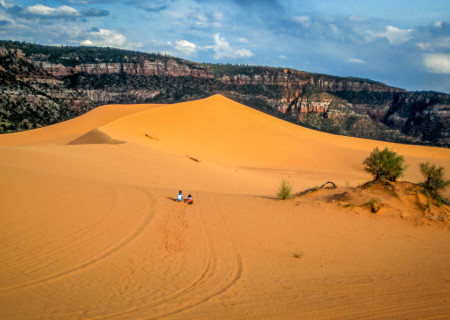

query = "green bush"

[
  {"left": 363, "top": 147, "right": 406, "bottom": 182},
  {"left": 278, "top": 180, "right": 293, "bottom": 200},
  {"left": 419, "top": 162, "right": 450, "bottom": 200}
]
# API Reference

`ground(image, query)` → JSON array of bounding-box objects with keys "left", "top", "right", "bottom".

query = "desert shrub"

[
  {"left": 363, "top": 147, "right": 406, "bottom": 182},
  {"left": 363, "top": 198, "right": 382, "bottom": 213},
  {"left": 419, "top": 162, "right": 450, "bottom": 201},
  {"left": 278, "top": 180, "right": 292, "bottom": 200}
]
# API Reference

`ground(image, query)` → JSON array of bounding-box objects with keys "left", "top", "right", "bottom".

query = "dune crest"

[{"left": 0, "top": 103, "right": 157, "bottom": 146}]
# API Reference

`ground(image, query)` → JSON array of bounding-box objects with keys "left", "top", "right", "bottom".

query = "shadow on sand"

[{"left": 255, "top": 195, "right": 280, "bottom": 200}]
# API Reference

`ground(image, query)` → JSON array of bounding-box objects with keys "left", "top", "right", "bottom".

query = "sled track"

[
  {"left": 146, "top": 192, "right": 244, "bottom": 319},
  {"left": 0, "top": 185, "right": 159, "bottom": 293},
  {"left": 0, "top": 183, "right": 119, "bottom": 274},
  {"left": 160, "top": 201, "right": 189, "bottom": 255},
  {"left": 92, "top": 192, "right": 243, "bottom": 320}
]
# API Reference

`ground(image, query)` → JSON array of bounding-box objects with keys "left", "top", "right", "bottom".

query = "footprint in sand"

[{"left": 160, "top": 203, "right": 189, "bottom": 255}]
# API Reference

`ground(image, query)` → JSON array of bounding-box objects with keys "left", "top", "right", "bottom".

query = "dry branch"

[{"left": 296, "top": 181, "right": 337, "bottom": 197}]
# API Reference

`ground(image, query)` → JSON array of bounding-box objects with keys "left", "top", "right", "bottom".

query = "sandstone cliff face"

[
  {"left": 0, "top": 47, "right": 94, "bottom": 132},
  {"left": 217, "top": 69, "right": 404, "bottom": 92},
  {"left": 82, "top": 89, "right": 161, "bottom": 103},
  {"left": 0, "top": 41, "right": 448, "bottom": 146},
  {"left": 31, "top": 59, "right": 214, "bottom": 78},
  {"left": 314, "top": 78, "right": 402, "bottom": 93},
  {"left": 33, "top": 56, "right": 403, "bottom": 113},
  {"left": 214, "top": 68, "right": 405, "bottom": 124},
  {"left": 280, "top": 94, "right": 334, "bottom": 122}
]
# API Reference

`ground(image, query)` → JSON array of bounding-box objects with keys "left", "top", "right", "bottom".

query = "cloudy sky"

[{"left": 1, "top": 0, "right": 449, "bottom": 93}]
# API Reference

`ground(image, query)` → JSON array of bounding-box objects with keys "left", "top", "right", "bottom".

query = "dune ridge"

[{"left": 0, "top": 95, "right": 449, "bottom": 319}]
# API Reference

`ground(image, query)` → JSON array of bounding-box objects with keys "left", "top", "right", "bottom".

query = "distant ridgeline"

[{"left": 0, "top": 40, "right": 448, "bottom": 147}]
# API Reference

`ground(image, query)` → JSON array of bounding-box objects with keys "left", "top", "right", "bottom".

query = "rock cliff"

[
  {"left": 31, "top": 59, "right": 214, "bottom": 78},
  {"left": 0, "top": 46, "right": 94, "bottom": 132},
  {"left": 0, "top": 40, "right": 448, "bottom": 147}
]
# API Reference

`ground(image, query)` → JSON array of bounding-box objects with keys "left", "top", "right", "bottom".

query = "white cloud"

[
  {"left": 330, "top": 24, "right": 339, "bottom": 35},
  {"left": 174, "top": 39, "right": 197, "bottom": 56},
  {"left": 212, "top": 33, "right": 253, "bottom": 59},
  {"left": 193, "top": 13, "right": 208, "bottom": 26},
  {"left": 294, "top": 15, "right": 311, "bottom": 27},
  {"left": 80, "top": 29, "right": 127, "bottom": 48},
  {"left": 0, "top": 0, "right": 14, "bottom": 9},
  {"left": 214, "top": 11, "right": 224, "bottom": 21},
  {"left": 365, "top": 25, "right": 413, "bottom": 45},
  {"left": 196, "top": 14, "right": 208, "bottom": 22},
  {"left": 212, "top": 11, "right": 223, "bottom": 27},
  {"left": 416, "top": 42, "right": 433, "bottom": 51},
  {"left": 348, "top": 58, "right": 366, "bottom": 64},
  {"left": 0, "top": 9, "right": 14, "bottom": 24},
  {"left": 235, "top": 48, "right": 253, "bottom": 57},
  {"left": 423, "top": 53, "right": 450, "bottom": 74},
  {"left": 238, "top": 37, "right": 248, "bottom": 43},
  {"left": 80, "top": 39, "right": 94, "bottom": 46},
  {"left": 416, "top": 37, "right": 450, "bottom": 51},
  {"left": 26, "top": 4, "right": 80, "bottom": 18},
  {"left": 148, "top": 39, "right": 196, "bottom": 57},
  {"left": 384, "top": 25, "right": 413, "bottom": 44}
]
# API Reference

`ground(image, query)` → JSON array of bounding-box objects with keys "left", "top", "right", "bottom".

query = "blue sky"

[{"left": 1, "top": 0, "right": 449, "bottom": 93}]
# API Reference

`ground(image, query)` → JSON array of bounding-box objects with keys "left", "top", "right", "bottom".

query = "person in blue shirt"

[{"left": 176, "top": 190, "right": 183, "bottom": 202}]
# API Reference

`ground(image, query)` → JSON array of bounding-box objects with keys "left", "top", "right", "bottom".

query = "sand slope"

[{"left": 1, "top": 95, "right": 449, "bottom": 319}]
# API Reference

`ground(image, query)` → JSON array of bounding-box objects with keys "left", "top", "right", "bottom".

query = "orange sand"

[{"left": 0, "top": 95, "right": 449, "bottom": 319}]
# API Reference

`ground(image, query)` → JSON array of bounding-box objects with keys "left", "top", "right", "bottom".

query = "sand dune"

[
  {"left": 0, "top": 103, "right": 158, "bottom": 146},
  {"left": 1, "top": 95, "right": 449, "bottom": 319}
]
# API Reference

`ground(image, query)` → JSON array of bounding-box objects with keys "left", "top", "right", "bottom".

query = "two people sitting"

[{"left": 176, "top": 190, "right": 194, "bottom": 205}]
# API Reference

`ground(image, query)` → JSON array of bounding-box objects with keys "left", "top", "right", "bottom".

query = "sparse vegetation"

[
  {"left": 419, "top": 162, "right": 450, "bottom": 205},
  {"left": 278, "top": 180, "right": 293, "bottom": 200},
  {"left": 344, "top": 198, "right": 382, "bottom": 213},
  {"left": 363, "top": 198, "right": 383, "bottom": 213},
  {"left": 363, "top": 147, "right": 406, "bottom": 182}
]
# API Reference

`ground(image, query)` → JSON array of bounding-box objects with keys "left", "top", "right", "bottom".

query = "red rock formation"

[{"left": 31, "top": 59, "right": 214, "bottom": 78}]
